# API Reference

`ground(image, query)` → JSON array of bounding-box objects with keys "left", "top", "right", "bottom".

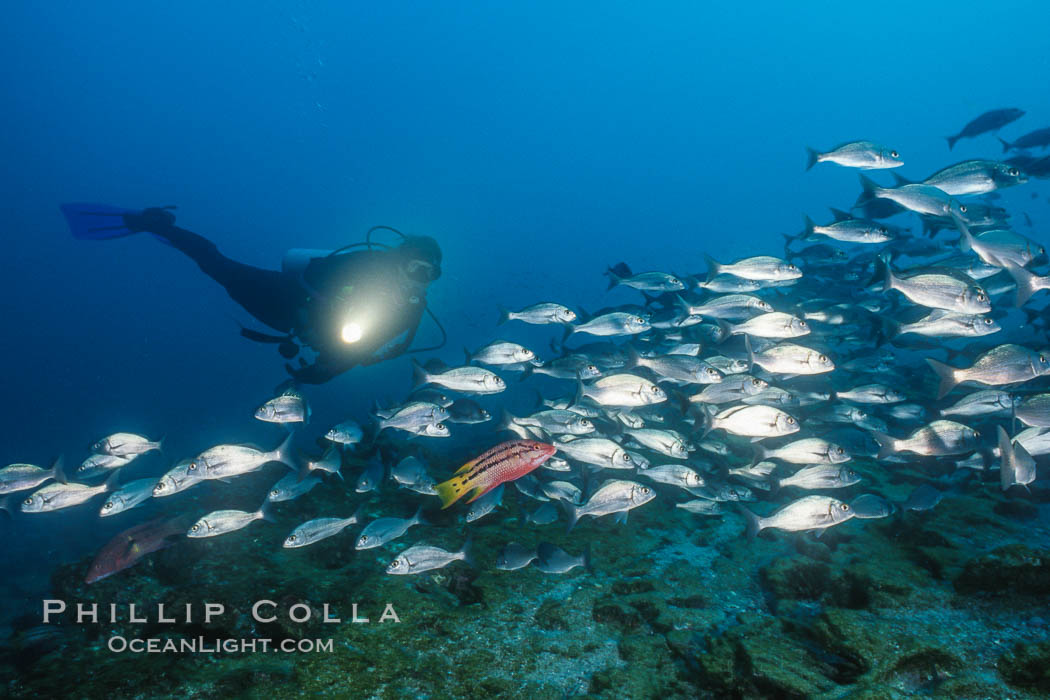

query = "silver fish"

[
  {"left": 413, "top": 362, "right": 505, "bottom": 395},
  {"left": 926, "top": 344, "right": 1050, "bottom": 398},
  {"left": 496, "top": 542, "right": 538, "bottom": 570},
  {"left": 254, "top": 393, "right": 309, "bottom": 424},
  {"left": 0, "top": 457, "right": 63, "bottom": 495},
  {"left": 871, "top": 420, "right": 979, "bottom": 458},
  {"left": 355, "top": 506, "right": 425, "bottom": 550},
  {"left": 268, "top": 472, "right": 323, "bottom": 502},
  {"left": 534, "top": 542, "right": 590, "bottom": 574},
  {"left": 500, "top": 303, "right": 576, "bottom": 325},
  {"left": 387, "top": 540, "right": 470, "bottom": 575},
  {"left": 99, "top": 477, "right": 156, "bottom": 517},
  {"left": 778, "top": 465, "right": 860, "bottom": 490},
  {"left": 806, "top": 141, "right": 902, "bottom": 170},
  {"left": 189, "top": 435, "right": 295, "bottom": 481},
  {"left": 325, "top": 420, "right": 363, "bottom": 445},
  {"left": 740, "top": 495, "right": 854, "bottom": 537},
  {"left": 188, "top": 502, "right": 273, "bottom": 538},
  {"left": 22, "top": 472, "right": 119, "bottom": 513},
  {"left": 566, "top": 479, "right": 655, "bottom": 530},
  {"left": 91, "top": 433, "right": 163, "bottom": 457},
  {"left": 284, "top": 510, "right": 363, "bottom": 548}
]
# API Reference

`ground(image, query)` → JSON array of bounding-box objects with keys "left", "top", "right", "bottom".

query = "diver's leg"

[{"left": 147, "top": 224, "right": 304, "bottom": 333}]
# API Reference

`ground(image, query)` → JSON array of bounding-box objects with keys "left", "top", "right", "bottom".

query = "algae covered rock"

[
  {"left": 955, "top": 545, "right": 1050, "bottom": 596},
  {"left": 998, "top": 640, "right": 1050, "bottom": 692}
]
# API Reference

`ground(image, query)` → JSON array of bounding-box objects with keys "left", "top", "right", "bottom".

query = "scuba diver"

[{"left": 60, "top": 203, "right": 444, "bottom": 384}]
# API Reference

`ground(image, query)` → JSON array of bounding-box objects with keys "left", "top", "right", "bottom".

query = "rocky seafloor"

[{"left": 2, "top": 452, "right": 1049, "bottom": 700}]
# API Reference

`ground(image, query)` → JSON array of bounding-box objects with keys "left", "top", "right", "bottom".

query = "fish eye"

[
  {"left": 102, "top": 502, "right": 113, "bottom": 511},
  {"left": 707, "top": 368, "right": 718, "bottom": 376},
  {"left": 1041, "top": 356, "right": 1048, "bottom": 364},
  {"left": 523, "top": 349, "right": 534, "bottom": 357},
  {"left": 1009, "top": 168, "right": 1019, "bottom": 177},
  {"left": 984, "top": 318, "right": 992, "bottom": 325},
  {"left": 651, "top": 386, "right": 660, "bottom": 393},
  {"left": 890, "top": 150, "right": 899, "bottom": 158},
  {"left": 752, "top": 379, "right": 761, "bottom": 386},
  {"left": 495, "top": 377, "right": 505, "bottom": 385},
  {"left": 840, "top": 503, "right": 850, "bottom": 511},
  {"left": 959, "top": 204, "right": 967, "bottom": 213},
  {"left": 190, "top": 524, "right": 199, "bottom": 532},
  {"left": 977, "top": 293, "right": 987, "bottom": 302},
  {"left": 287, "top": 535, "right": 297, "bottom": 543},
  {"left": 836, "top": 447, "right": 844, "bottom": 455},
  {"left": 641, "top": 487, "right": 651, "bottom": 494},
  {"left": 437, "top": 423, "right": 446, "bottom": 429},
  {"left": 359, "top": 536, "right": 368, "bottom": 544},
  {"left": 271, "top": 489, "right": 280, "bottom": 497},
  {"left": 622, "top": 453, "right": 632, "bottom": 461},
  {"left": 23, "top": 498, "right": 32, "bottom": 506},
  {"left": 634, "top": 317, "right": 644, "bottom": 324},
  {"left": 799, "top": 320, "right": 807, "bottom": 328},
  {"left": 789, "top": 264, "right": 798, "bottom": 271},
  {"left": 819, "top": 354, "right": 828, "bottom": 362},
  {"left": 588, "top": 365, "right": 598, "bottom": 372},
  {"left": 188, "top": 462, "right": 197, "bottom": 471},
  {"left": 786, "top": 417, "right": 796, "bottom": 424},
  {"left": 580, "top": 419, "right": 592, "bottom": 427}
]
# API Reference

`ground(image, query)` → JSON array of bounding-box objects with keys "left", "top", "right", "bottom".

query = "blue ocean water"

[{"left": 3, "top": 2, "right": 1050, "bottom": 696}]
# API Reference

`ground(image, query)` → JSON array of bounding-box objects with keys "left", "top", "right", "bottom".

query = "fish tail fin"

[
  {"left": 749, "top": 443, "right": 766, "bottom": 466},
  {"left": 735, "top": 504, "right": 762, "bottom": 541},
  {"left": 605, "top": 262, "right": 629, "bottom": 290},
  {"left": 998, "top": 137, "right": 1012, "bottom": 153},
  {"left": 459, "top": 535, "right": 474, "bottom": 566},
  {"left": 802, "top": 214, "right": 816, "bottom": 239},
  {"left": 103, "top": 470, "right": 122, "bottom": 492},
  {"left": 411, "top": 359, "right": 429, "bottom": 388},
  {"left": 412, "top": 504, "right": 428, "bottom": 526},
  {"left": 869, "top": 430, "right": 898, "bottom": 460},
  {"left": 565, "top": 502, "right": 581, "bottom": 533},
  {"left": 1003, "top": 259, "right": 1038, "bottom": 307},
  {"left": 744, "top": 334, "right": 755, "bottom": 373},
  {"left": 883, "top": 257, "right": 898, "bottom": 293},
  {"left": 946, "top": 134, "right": 959, "bottom": 151},
  {"left": 583, "top": 542, "right": 594, "bottom": 573},
  {"left": 925, "top": 357, "right": 958, "bottom": 399},
  {"left": 955, "top": 214, "right": 976, "bottom": 254},
  {"left": 0, "top": 496, "right": 13, "bottom": 518},
  {"left": 463, "top": 346, "right": 473, "bottom": 365},
  {"left": 998, "top": 425, "right": 1015, "bottom": 491},
  {"left": 805, "top": 146, "right": 820, "bottom": 171},
  {"left": 857, "top": 174, "right": 880, "bottom": 206},
  {"left": 274, "top": 432, "right": 296, "bottom": 471},
  {"left": 497, "top": 306, "right": 511, "bottom": 325},
  {"left": 704, "top": 254, "right": 722, "bottom": 281},
  {"left": 434, "top": 475, "right": 472, "bottom": 509},
  {"left": 50, "top": 455, "right": 67, "bottom": 484},
  {"left": 699, "top": 404, "right": 716, "bottom": 439},
  {"left": 258, "top": 499, "right": 276, "bottom": 523},
  {"left": 718, "top": 319, "right": 735, "bottom": 340}
]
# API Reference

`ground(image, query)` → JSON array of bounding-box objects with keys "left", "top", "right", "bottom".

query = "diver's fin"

[{"left": 60, "top": 203, "right": 137, "bottom": 240}]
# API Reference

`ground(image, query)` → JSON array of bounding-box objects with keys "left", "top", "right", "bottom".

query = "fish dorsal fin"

[{"left": 828, "top": 207, "right": 852, "bottom": 222}]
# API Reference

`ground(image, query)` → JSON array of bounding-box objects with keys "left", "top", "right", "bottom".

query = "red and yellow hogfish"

[{"left": 435, "top": 440, "right": 556, "bottom": 509}]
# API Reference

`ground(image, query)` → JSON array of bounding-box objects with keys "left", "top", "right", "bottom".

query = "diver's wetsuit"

[{"left": 123, "top": 209, "right": 437, "bottom": 384}]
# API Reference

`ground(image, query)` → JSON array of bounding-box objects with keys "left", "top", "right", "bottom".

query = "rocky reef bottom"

[{"left": 2, "top": 460, "right": 1049, "bottom": 699}]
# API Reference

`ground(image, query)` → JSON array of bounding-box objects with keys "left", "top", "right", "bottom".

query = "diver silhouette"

[{"left": 61, "top": 204, "right": 444, "bottom": 384}]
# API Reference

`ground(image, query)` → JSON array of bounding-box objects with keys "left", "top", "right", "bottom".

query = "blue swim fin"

[{"left": 60, "top": 203, "right": 137, "bottom": 240}]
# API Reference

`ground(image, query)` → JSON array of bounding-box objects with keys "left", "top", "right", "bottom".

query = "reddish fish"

[
  {"left": 435, "top": 440, "right": 556, "bottom": 509},
  {"left": 85, "top": 516, "right": 188, "bottom": 584}
]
